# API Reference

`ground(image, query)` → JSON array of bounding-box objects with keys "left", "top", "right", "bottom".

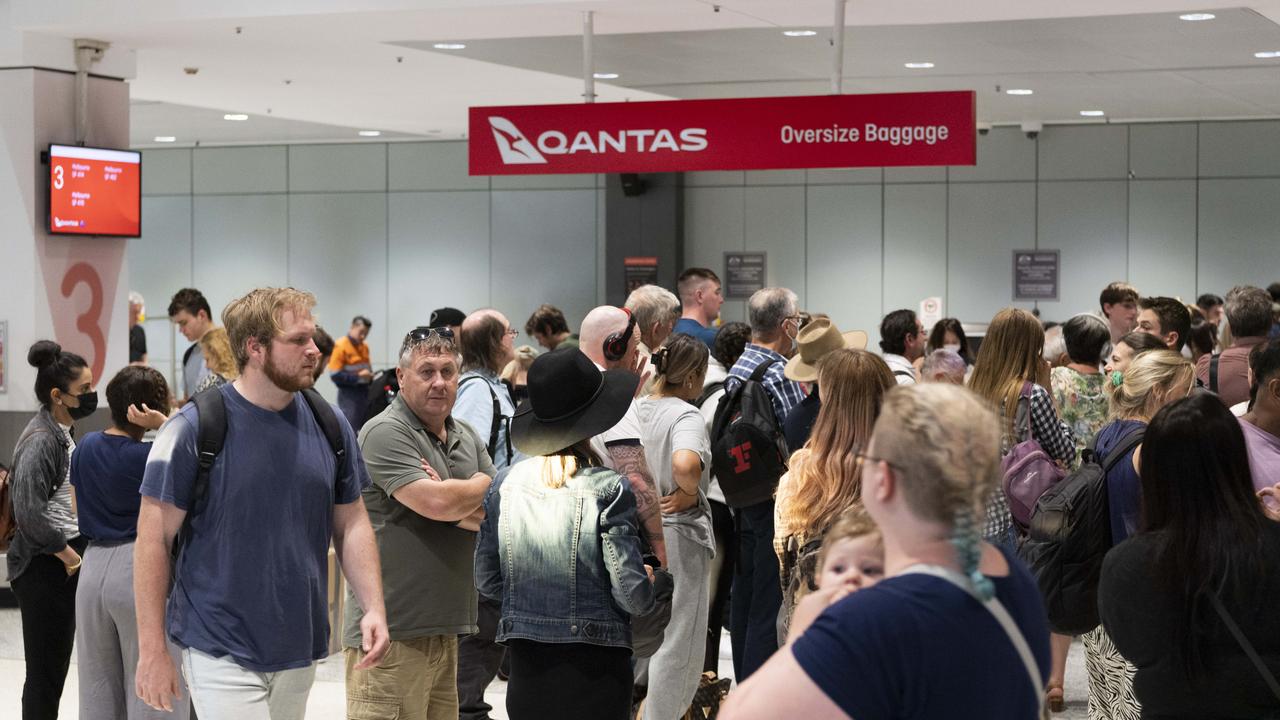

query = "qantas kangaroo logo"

[{"left": 488, "top": 117, "right": 548, "bottom": 165}]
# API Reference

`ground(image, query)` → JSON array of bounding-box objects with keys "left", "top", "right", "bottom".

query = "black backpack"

[
  {"left": 365, "top": 368, "right": 400, "bottom": 419},
  {"left": 776, "top": 534, "right": 824, "bottom": 645},
  {"left": 710, "top": 360, "right": 788, "bottom": 508},
  {"left": 458, "top": 375, "right": 513, "bottom": 464},
  {"left": 171, "top": 386, "right": 347, "bottom": 565},
  {"left": 1019, "top": 428, "right": 1145, "bottom": 635}
]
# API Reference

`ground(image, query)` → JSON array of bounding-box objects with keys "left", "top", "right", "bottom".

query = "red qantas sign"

[{"left": 469, "top": 91, "right": 975, "bottom": 175}]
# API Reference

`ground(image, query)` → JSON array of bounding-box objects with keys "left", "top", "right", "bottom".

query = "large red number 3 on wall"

[{"left": 60, "top": 262, "right": 106, "bottom": 382}]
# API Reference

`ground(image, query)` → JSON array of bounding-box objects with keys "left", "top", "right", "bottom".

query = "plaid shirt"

[
  {"left": 725, "top": 344, "right": 806, "bottom": 423},
  {"left": 985, "top": 383, "right": 1076, "bottom": 541}
]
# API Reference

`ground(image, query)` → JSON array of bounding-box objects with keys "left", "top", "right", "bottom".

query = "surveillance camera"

[
  {"left": 977, "top": 122, "right": 992, "bottom": 136},
  {"left": 1021, "top": 121, "right": 1043, "bottom": 140}
]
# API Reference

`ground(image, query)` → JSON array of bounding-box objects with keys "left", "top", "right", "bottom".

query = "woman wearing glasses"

[{"left": 721, "top": 383, "right": 1051, "bottom": 719}]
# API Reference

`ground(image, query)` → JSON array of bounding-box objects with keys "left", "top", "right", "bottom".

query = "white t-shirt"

[
  {"left": 634, "top": 395, "right": 715, "bottom": 554},
  {"left": 590, "top": 398, "right": 644, "bottom": 464}
]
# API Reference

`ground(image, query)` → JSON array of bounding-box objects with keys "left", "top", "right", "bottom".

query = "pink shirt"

[{"left": 1240, "top": 418, "right": 1280, "bottom": 492}]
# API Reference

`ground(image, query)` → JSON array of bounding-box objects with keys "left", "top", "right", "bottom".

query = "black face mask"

[{"left": 67, "top": 391, "right": 98, "bottom": 420}]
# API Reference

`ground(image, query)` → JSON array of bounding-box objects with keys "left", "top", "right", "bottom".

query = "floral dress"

[{"left": 1050, "top": 366, "right": 1110, "bottom": 468}]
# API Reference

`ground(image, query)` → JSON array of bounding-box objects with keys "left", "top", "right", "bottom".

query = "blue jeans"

[{"left": 729, "top": 499, "right": 781, "bottom": 680}]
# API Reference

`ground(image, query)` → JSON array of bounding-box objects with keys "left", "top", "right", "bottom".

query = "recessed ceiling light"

[
  {"left": 358, "top": 130, "right": 382, "bottom": 137},
  {"left": 1006, "top": 89, "right": 1034, "bottom": 96},
  {"left": 782, "top": 30, "right": 817, "bottom": 37},
  {"left": 1179, "top": 13, "right": 1216, "bottom": 21},
  {"left": 593, "top": 72, "right": 619, "bottom": 80},
  {"left": 223, "top": 113, "right": 249, "bottom": 121},
  {"left": 433, "top": 42, "right": 466, "bottom": 50},
  {"left": 1079, "top": 110, "right": 1105, "bottom": 117},
  {"left": 904, "top": 62, "right": 935, "bottom": 69},
  {"left": 153, "top": 136, "right": 176, "bottom": 143},
  {"left": 1255, "top": 51, "right": 1280, "bottom": 58}
]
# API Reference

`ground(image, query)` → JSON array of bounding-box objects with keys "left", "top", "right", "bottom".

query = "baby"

[{"left": 785, "top": 508, "right": 885, "bottom": 643}]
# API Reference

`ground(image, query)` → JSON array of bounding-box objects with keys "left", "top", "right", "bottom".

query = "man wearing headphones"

[{"left": 578, "top": 305, "right": 667, "bottom": 567}]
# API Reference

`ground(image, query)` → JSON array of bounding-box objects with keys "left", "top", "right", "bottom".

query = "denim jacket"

[{"left": 475, "top": 458, "right": 656, "bottom": 649}]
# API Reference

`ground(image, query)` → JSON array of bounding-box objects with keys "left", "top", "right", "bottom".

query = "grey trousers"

[
  {"left": 75, "top": 541, "right": 190, "bottom": 720},
  {"left": 642, "top": 526, "right": 712, "bottom": 720}
]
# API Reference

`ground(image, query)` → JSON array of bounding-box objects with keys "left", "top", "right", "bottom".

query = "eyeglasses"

[
  {"left": 854, "top": 447, "right": 903, "bottom": 472},
  {"left": 504, "top": 328, "right": 519, "bottom": 338}
]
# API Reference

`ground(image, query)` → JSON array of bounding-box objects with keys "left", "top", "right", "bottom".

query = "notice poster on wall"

[
  {"left": 470, "top": 91, "right": 976, "bottom": 175},
  {"left": 0, "top": 320, "right": 7, "bottom": 393},
  {"left": 1013, "top": 250, "right": 1060, "bottom": 301},
  {"left": 725, "top": 252, "right": 767, "bottom": 300},
  {"left": 624, "top": 256, "right": 659, "bottom": 293},
  {"left": 920, "top": 297, "right": 944, "bottom": 328}
]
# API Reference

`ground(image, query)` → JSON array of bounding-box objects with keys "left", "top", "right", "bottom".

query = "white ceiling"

[{"left": 8, "top": 1, "right": 1280, "bottom": 147}]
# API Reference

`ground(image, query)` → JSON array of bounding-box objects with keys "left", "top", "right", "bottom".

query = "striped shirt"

[
  {"left": 724, "top": 344, "right": 806, "bottom": 423},
  {"left": 48, "top": 424, "right": 79, "bottom": 538}
]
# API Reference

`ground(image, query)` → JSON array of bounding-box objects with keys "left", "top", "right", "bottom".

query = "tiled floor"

[{"left": 0, "top": 597, "right": 1093, "bottom": 718}]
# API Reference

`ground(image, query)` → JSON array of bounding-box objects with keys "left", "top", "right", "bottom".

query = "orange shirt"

[{"left": 328, "top": 335, "right": 371, "bottom": 376}]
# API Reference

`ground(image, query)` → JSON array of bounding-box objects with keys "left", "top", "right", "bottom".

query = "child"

[{"left": 785, "top": 508, "right": 884, "bottom": 644}]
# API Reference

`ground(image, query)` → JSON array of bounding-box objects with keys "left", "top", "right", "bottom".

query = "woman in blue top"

[
  {"left": 70, "top": 365, "right": 187, "bottom": 720},
  {"left": 1086, "top": 349, "right": 1194, "bottom": 720},
  {"left": 722, "top": 383, "right": 1051, "bottom": 720},
  {"left": 475, "top": 348, "right": 656, "bottom": 720}
]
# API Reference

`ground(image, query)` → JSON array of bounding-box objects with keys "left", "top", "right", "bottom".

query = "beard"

[{"left": 264, "top": 345, "right": 316, "bottom": 393}]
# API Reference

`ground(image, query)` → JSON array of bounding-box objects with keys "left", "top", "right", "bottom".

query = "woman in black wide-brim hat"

[{"left": 474, "top": 347, "right": 657, "bottom": 720}]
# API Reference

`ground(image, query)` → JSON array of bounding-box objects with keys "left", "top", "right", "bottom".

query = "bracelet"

[
  {"left": 65, "top": 558, "right": 82, "bottom": 571},
  {"left": 677, "top": 486, "right": 698, "bottom": 497}
]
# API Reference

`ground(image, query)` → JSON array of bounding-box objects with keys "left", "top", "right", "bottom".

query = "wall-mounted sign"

[
  {"left": 624, "top": 256, "right": 659, "bottom": 293},
  {"left": 1013, "top": 250, "right": 1060, "bottom": 301},
  {"left": 724, "top": 252, "right": 767, "bottom": 300},
  {"left": 470, "top": 91, "right": 976, "bottom": 175},
  {"left": 920, "top": 297, "right": 944, "bottom": 328}
]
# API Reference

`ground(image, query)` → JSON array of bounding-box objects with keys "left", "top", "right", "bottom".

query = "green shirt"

[
  {"left": 343, "top": 395, "right": 497, "bottom": 646},
  {"left": 558, "top": 334, "right": 580, "bottom": 350}
]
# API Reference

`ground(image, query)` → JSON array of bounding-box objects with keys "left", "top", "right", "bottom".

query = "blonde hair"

[
  {"left": 873, "top": 384, "right": 1001, "bottom": 597},
  {"left": 1108, "top": 350, "right": 1195, "bottom": 421},
  {"left": 535, "top": 441, "right": 600, "bottom": 489},
  {"left": 199, "top": 327, "right": 239, "bottom": 381},
  {"left": 816, "top": 506, "right": 882, "bottom": 576},
  {"left": 968, "top": 307, "right": 1050, "bottom": 438},
  {"left": 653, "top": 334, "right": 709, "bottom": 391},
  {"left": 501, "top": 345, "right": 538, "bottom": 384},
  {"left": 222, "top": 287, "right": 316, "bottom": 371},
  {"left": 779, "top": 349, "right": 894, "bottom": 537}
]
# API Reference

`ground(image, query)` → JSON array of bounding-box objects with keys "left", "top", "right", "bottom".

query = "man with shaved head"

[
  {"left": 578, "top": 305, "right": 667, "bottom": 566},
  {"left": 454, "top": 309, "right": 522, "bottom": 720}
]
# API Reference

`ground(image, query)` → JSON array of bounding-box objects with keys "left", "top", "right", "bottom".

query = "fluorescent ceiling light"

[
  {"left": 1179, "top": 13, "right": 1216, "bottom": 21},
  {"left": 223, "top": 113, "right": 249, "bottom": 121},
  {"left": 593, "top": 72, "right": 619, "bottom": 79},
  {"left": 782, "top": 30, "right": 817, "bottom": 37},
  {"left": 433, "top": 42, "right": 466, "bottom": 50},
  {"left": 358, "top": 130, "right": 381, "bottom": 137},
  {"left": 1005, "top": 89, "right": 1034, "bottom": 96},
  {"left": 1079, "top": 110, "right": 1105, "bottom": 117},
  {"left": 904, "top": 62, "right": 935, "bottom": 69},
  {"left": 153, "top": 136, "right": 176, "bottom": 142},
  {"left": 1255, "top": 51, "right": 1280, "bottom": 58}
]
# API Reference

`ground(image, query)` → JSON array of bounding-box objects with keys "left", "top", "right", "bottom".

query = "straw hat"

[{"left": 783, "top": 318, "right": 868, "bottom": 383}]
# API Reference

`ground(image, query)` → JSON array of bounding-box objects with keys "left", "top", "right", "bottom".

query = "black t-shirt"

[
  {"left": 783, "top": 389, "right": 821, "bottom": 455},
  {"left": 1100, "top": 522, "right": 1280, "bottom": 718},
  {"left": 129, "top": 324, "right": 147, "bottom": 362}
]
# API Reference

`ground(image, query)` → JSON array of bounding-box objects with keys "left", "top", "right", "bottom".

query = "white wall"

[
  {"left": 684, "top": 121, "right": 1280, "bottom": 347},
  {"left": 132, "top": 141, "right": 606, "bottom": 400}
]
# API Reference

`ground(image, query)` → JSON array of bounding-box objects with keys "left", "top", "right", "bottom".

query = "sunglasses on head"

[{"left": 407, "top": 326, "right": 455, "bottom": 342}]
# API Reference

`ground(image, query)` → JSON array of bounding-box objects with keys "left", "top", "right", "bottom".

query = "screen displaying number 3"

[{"left": 60, "top": 262, "right": 106, "bottom": 381}]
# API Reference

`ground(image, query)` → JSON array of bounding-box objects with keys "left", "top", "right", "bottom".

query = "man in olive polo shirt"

[{"left": 344, "top": 328, "right": 496, "bottom": 720}]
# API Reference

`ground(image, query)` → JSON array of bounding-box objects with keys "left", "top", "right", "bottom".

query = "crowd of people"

[{"left": 4, "top": 272, "right": 1280, "bottom": 720}]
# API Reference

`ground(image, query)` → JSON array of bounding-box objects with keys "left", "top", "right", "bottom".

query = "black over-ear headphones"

[{"left": 603, "top": 308, "right": 637, "bottom": 362}]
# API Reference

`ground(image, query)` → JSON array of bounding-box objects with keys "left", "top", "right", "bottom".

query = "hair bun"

[{"left": 27, "top": 340, "right": 62, "bottom": 369}]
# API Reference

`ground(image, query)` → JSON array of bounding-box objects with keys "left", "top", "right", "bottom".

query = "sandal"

[{"left": 1046, "top": 683, "right": 1065, "bottom": 713}]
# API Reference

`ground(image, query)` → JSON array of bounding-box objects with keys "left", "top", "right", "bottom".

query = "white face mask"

[{"left": 943, "top": 343, "right": 961, "bottom": 354}]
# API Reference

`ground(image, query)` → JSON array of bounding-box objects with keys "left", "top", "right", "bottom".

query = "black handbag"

[{"left": 631, "top": 567, "right": 674, "bottom": 658}]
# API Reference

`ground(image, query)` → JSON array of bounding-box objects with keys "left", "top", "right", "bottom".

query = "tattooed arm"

[{"left": 605, "top": 439, "right": 667, "bottom": 567}]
